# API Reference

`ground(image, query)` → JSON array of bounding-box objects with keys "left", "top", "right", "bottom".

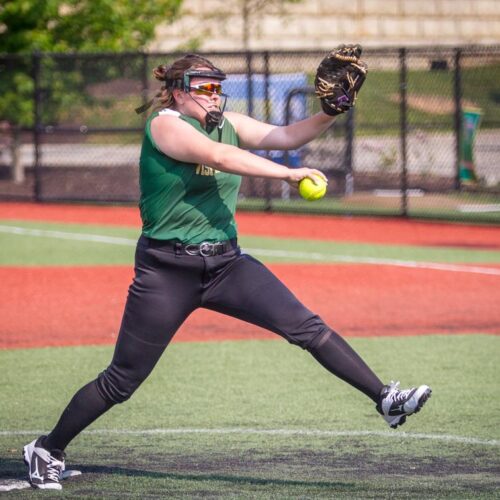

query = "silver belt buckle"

[
  {"left": 184, "top": 241, "right": 223, "bottom": 256},
  {"left": 184, "top": 244, "right": 201, "bottom": 256},
  {"left": 199, "top": 241, "right": 215, "bottom": 257}
]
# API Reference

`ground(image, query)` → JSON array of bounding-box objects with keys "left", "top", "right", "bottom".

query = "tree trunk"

[
  {"left": 11, "top": 129, "right": 25, "bottom": 184},
  {"left": 242, "top": 1, "right": 250, "bottom": 50}
]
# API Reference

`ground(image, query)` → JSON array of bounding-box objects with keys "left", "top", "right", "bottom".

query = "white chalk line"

[
  {"left": 0, "top": 224, "right": 136, "bottom": 246},
  {"left": 0, "top": 480, "right": 31, "bottom": 492},
  {"left": 1, "top": 224, "right": 499, "bottom": 276},
  {"left": 0, "top": 471, "right": 81, "bottom": 492},
  {"left": 248, "top": 248, "right": 500, "bottom": 275},
  {"left": 0, "top": 427, "right": 498, "bottom": 447}
]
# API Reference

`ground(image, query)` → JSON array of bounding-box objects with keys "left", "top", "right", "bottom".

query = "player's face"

[
  {"left": 173, "top": 67, "right": 225, "bottom": 125},
  {"left": 181, "top": 65, "right": 224, "bottom": 123},
  {"left": 187, "top": 76, "right": 223, "bottom": 111}
]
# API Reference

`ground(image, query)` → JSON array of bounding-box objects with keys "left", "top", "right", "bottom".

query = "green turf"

[
  {"left": 1, "top": 217, "right": 499, "bottom": 496},
  {"left": 1, "top": 219, "right": 499, "bottom": 266},
  {"left": 1, "top": 335, "right": 499, "bottom": 498},
  {"left": 0, "top": 220, "right": 139, "bottom": 265}
]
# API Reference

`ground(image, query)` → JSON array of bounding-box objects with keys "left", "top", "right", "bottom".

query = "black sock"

[
  {"left": 43, "top": 379, "right": 114, "bottom": 452},
  {"left": 309, "top": 330, "right": 384, "bottom": 403}
]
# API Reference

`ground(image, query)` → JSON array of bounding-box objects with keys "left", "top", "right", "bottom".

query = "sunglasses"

[{"left": 189, "top": 82, "right": 223, "bottom": 96}]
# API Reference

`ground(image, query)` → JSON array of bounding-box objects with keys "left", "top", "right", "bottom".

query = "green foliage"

[
  {"left": 0, "top": 0, "right": 182, "bottom": 53},
  {"left": 0, "top": 0, "right": 182, "bottom": 127},
  {"left": 0, "top": 64, "right": 33, "bottom": 126}
]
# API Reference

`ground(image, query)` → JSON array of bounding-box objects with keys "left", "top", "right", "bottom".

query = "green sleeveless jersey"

[{"left": 139, "top": 109, "right": 241, "bottom": 243}]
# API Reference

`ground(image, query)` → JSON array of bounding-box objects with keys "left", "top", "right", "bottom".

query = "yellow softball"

[{"left": 299, "top": 175, "right": 327, "bottom": 201}]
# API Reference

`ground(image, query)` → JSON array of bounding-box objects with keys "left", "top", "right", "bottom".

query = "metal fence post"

[
  {"left": 32, "top": 51, "right": 42, "bottom": 202},
  {"left": 453, "top": 48, "right": 463, "bottom": 191},
  {"left": 345, "top": 108, "right": 355, "bottom": 196},
  {"left": 263, "top": 51, "right": 273, "bottom": 211},
  {"left": 245, "top": 51, "right": 257, "bottom": 198},
  {"left": 399, "top": 47, "right": 408, "bottom": 217},
  {"left": 245, "top": 52, "right": 254, "bottom": 118},
  {"left": 141, "top": 51, "right": 149, "bottom": 127}
]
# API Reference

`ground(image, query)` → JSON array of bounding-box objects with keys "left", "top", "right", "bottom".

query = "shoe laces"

[
  {"left": 45, "top": 456, "right": 64, "bottom": 483},
  {"left": 385, "top": 381, "right": 413, "bottom": 404}
]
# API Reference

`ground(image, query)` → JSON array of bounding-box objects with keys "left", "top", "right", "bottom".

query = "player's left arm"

[{"left": 225, "top": 111, "right": 336, "bottom": 151}]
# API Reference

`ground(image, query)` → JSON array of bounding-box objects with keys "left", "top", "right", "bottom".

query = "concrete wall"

[{"left": 151, "top": 0, "right": 500, "bottom": 52}]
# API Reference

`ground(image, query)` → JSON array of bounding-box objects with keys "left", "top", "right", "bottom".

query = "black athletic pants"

[{"left": 44, "top": 236, "right": 384, "bottom": 452}]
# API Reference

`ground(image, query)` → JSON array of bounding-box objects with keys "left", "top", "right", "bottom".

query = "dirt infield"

[
  {"left": 1, "top": 263, "right": 499, "bottom": 349},
  {"left": 1, "top": 202, "right": 499, "bottom": 349}
]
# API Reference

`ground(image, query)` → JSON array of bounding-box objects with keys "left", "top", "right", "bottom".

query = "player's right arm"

[
  {"left": 150, "top": 115, "right": 327, "bottom": 186},
  {"left": 224, "top": 111, "right": 335, "bottom": 151}
]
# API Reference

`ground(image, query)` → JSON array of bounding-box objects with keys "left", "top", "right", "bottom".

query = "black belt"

[{"left": 144, "top": 236, "right": 238, "bottom": 257}]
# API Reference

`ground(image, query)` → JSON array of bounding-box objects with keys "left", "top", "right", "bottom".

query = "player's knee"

[
  {"left": 300, "top": 327, "right": 333, "bottom": 351},
  {"left": 96, "top": 366, "right": 144, "bottom": 404},
  {"left": 284, "top": 315, "right": 332, "bottom": 350},
  {"left": 305, "top": 328, "right": 337, "bottom": 351}
]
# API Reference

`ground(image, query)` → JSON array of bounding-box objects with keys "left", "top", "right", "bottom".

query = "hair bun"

[{"left": 153, "top": 64, "right": 169, "bottom": 82}]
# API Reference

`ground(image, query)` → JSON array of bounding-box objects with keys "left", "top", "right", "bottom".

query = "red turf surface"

[
  {"left": 1, "top": 264, "right": 499, "bottom": 349},
  {"left": 1, "top": 202, "right": 499, "bottom": 349}
]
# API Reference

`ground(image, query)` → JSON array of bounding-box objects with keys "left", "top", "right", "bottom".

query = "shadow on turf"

[
  {"left": 81, "top": 464, "right": 356, "bottom": 490},
  {"left": 3, "top": 459, "right": 355, "bottom": 491},
  {"left": 4, "top": 453, "right": 499, "bottom": 497}
]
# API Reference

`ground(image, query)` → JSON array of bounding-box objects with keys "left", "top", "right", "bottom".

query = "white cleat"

[
  {"left": 23, "top": 436, "right": 65, "bottom": 490},
  {"left": 376, "top": 381, "right": 432, "bottom": 428}
]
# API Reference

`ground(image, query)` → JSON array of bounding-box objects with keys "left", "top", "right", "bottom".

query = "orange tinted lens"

[{"left": 192, "top": 83, "right": 222, "bottom": 95}]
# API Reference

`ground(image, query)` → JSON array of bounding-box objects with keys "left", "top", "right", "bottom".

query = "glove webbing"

[{"left": 331, "top": 53, "right": 359, "bottom": 63}]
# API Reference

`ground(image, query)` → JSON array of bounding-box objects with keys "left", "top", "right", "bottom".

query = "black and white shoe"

[
  {"left": 23, "top": 436, "right": 65, "bottom": 490},
  {"left": 376, "top": 381, "right": 432, "bottom": 429}
]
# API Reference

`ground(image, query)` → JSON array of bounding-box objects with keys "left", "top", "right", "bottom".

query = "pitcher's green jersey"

[{"left": 139, "top": 109, "right": 241, "bottom": 243}]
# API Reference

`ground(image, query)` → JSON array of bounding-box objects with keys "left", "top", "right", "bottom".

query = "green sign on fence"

[{"left": 459, "top": 108, "right": 482, "bottom": 184}]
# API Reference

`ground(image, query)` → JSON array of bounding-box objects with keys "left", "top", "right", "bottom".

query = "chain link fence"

[{"left": 0, "top": 46, "right": 499, "bottom": 222}]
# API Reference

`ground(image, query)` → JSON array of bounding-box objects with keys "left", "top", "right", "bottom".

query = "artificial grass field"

[
  {"left": 1, "top": 336, "right": 499, "bottom": 498},
  {"left": 0, "top": 216, "right": 499, "bottom": 497}
]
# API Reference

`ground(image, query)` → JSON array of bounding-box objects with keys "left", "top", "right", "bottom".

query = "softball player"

[{"left": 23, "top": 54, "right": 431, "bottom": 490}]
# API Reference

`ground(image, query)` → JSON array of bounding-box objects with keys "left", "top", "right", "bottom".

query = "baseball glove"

[{"left": 314, "top": 44, "right": 368, "bottom": 116}]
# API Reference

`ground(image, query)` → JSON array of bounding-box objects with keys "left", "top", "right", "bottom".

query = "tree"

[
  {"left": 0, "top": 0, "right": 182, "bottom": 183},
  {"left": 0, "top": 0, "right": 182, "bottom": 53}
]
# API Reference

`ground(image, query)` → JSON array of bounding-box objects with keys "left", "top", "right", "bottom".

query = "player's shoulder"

[
  {"left": 158, "top": 108, "right": 181, "bottom": 117},
  {"left": 150, "top": 108, "right": 181, "bottom": 122},
  {"left": 150, "top": 108, "right": 181, "bottom": 124},
  {"left": 150, "top": 108, "right": 185, "bottom": 132}
]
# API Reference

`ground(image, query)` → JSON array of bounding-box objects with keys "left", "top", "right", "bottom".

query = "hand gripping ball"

[{"left": 299, "top": 175, "right": 327, "bottom": 201}]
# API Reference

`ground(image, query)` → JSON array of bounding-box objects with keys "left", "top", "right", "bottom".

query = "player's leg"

[
  {"left": 27, "top": 238, "right": 201, "bottom": 488},
  {"left": 202, "top": 252, "right": 431, "bottom": 426},
  {"left": 201, "top": 252, "right": 384, "bottom": 402}
]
